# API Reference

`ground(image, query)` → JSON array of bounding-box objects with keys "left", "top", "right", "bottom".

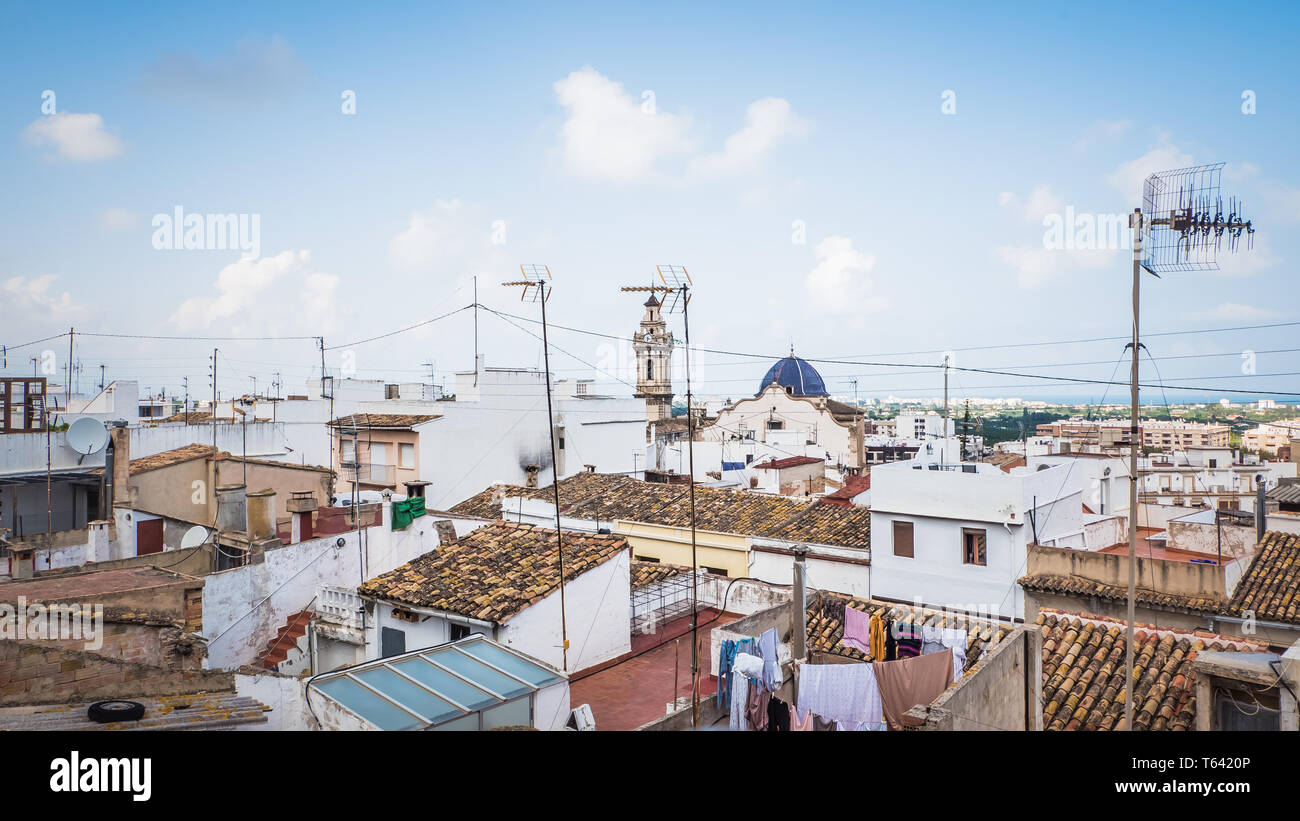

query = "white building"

[
  {"left": 869, "top": 446, "right": 1085, "bottom": 622},
  {"left": 358, "top": 520, "right": 631, "bottom": 674}
]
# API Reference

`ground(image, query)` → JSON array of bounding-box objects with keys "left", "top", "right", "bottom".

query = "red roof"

[
  {"left": 751, "top": 455, "right": 823, "bottom": 470},
  {"left": 820, "top": 473, "right": 871, "bottom": 507}
]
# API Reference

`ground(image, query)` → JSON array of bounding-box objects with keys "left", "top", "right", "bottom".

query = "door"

[{"left": 136, "top": 518, "right": 164, "bottom": 556}]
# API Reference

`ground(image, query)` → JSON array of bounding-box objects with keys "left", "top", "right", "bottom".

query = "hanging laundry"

[
  {"left": 796, "top": 662, "right": 884, "bottom": 729},
  {"left": 873, "top": 648, "right": 954, "bottom": 731},
  {"left": 716, "top": 639, "right": 739, "bottom": 709},
  {"left": 894, "top": 620, "right": 923, "bottom": 658},
  {"left": 790, "top": 705, "right": 814, "bottom": 731},
  {"left": 842, "top": 605, "right": 871, "bottom": 654},
  {"left": 757, "top": 627, "right": 781, "bottom": 692},
  {"left": 812, "top": 714, "right": 836, "bottom": 732},
  {"left": 730, "top": 671, "right": 750, "bottom": 731},
  {"left": 869, "top": 612, "right": 886, "bottom": 660},
  {"left": 920, "top": 623, "right": 945, "bottom": 656},
  {"left": 766, "top": 696, "right": 791, "bottom": 731},
  {"left": 883, "top": 617, "right": 898, "bottom": 661},
  {"left": 734, "top": 652, "right": 765, "bottom": 680},
  {"left": 746, "top": 679, "right": 771, "bottom": 731}
]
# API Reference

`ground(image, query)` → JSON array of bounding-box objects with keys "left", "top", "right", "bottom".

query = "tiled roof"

[
  {"left": 0, "top": 694, "right": 268, "bottom": 731},
  {"left": 1037, "top": 612, "right": 1262, "bottom": 731},
  {"left": 1018, "top": 573, "right": 1227, "bottom": 613},
  {"left": 752, "top": 456, "right": 823, "bottom": 470},
  {"left": 630, "top": 560, "right": 692, "bottom": 589},
  {"left": 805, "top": 591, "right": 1011, "bottom": 671},
  {"left": 327, "top": 413, "right": 441, "bottom": 429},
  {"left": 1228, "top": 530, "right": 1300, "bottom": 625},
  {"left": 156, "top": 411, "right": 213, "bottom": 423},
  {"left": 1267, "top": 483, "right": 1300, "bottom": 505},
  {"left": 127, "top": 443, "right": 216, "bottom": 474},
  {"left": 822, "top": 473, "right": 870, "bottom": 506},
  {"left": 357, "top": 521, "right": 629, "bottom": 624},
  {"left": 450, "top": 473, "right": 874, "bottom": 549}
]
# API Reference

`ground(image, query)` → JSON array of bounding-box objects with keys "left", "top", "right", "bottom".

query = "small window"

[
  {"left": 702, "top": 566, "right": 728, "bottom": 577},
  {"left": 647, "top": 360, "right": 654, "bottom": 381},
  {"left": 341, "top": 439, "right": 356, "bottom": 463},
  {"left": 893, "top": 521, "right": 914, "bottom": 558},
  {"left": 399, "top": 443, "right": 415, "bottom": 469},
  {"left": 766, "top": 420, "right": 783, "bottom": 431},
  {"left": 635, "top": 555, "right": 660, "bottom": 563},
  {"left": 962, "top": 528, "right": 987, "bottom": 566},
  {"left": 449, "top": 623, "right": 471, "bottom": 641},
  {"left": 380, "top": 626, "right": 406, "bottom": 658}
]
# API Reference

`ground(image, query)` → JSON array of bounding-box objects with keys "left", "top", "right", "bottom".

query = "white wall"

[{"left": 234, "top": 672, "right": 313, "bottom": 731}]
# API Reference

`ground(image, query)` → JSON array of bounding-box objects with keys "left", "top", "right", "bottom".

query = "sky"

[{"left": 2, "top": 0, "right": 1297, "bottom": 407}]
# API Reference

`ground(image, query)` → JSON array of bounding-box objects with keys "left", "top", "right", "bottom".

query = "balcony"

[
  {"left": 341, "top": 461, "right": 396, "bottom": 487},
  {"left": 315, "top": 585, "right": 365, "bottom": 630}
]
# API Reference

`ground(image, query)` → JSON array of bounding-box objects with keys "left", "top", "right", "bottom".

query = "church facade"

[{"left": 632, "top": 293, "right": 674, "bottom": 422}]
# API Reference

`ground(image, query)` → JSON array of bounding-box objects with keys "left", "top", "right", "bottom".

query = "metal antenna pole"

[
  {"left": 1125, "top": 207, "right": 1141, "bottom": 733},
  {"left": 212, "top": 348, "right": 219, "bottom": 451},
  {"left": 505, "top": 266, "right": 568, "bottom": 672},
  {"left": 1121, "top": 163, "right": 1254, "bottom": 731},
  {"left": 621, "top": 265, "right": 697, "bottom": 725},
  {"left": 942, "top": 354, "right": 949, "bottom": 431}
]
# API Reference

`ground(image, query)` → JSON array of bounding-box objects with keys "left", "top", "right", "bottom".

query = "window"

[
  {"left": 449, "top": 623, "right": 470, "bottom": 641},
  {"left": 647, "top": 360, "right": 654, "bottom": 380},
  {"left": 370, "top": 443, "right": 388, "bottom": 466},
  {"left": 399, "top": 443, "right": 415, "bottom": 469},
  {"left": 702, "top": 566, "right": 728, "bottom": 576},
  {"left": 380, "top": 626, "right": 406, "bottom": 658},
  {"left": 962, "top": 528, "right": 987, "bottom": 566},
  {"left": 341, "top": 439, "right": 356, "bottom": 464},
  {"left": 766, "top": 420, "right": 784, "bottom": 431},
  {"left": 893, "top": 521, "right": 914, "bottom": 558}
]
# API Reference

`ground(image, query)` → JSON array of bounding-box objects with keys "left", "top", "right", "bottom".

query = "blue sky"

[{"left": 2, "top": 1, "right": 1297, "bottom": 405}]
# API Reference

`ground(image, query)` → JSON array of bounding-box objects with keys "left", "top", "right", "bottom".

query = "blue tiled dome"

[{"left": 758, "top": 356, "right": 828, "bottom": 397}]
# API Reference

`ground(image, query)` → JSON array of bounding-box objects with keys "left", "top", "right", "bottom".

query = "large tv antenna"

[
  {"left": 1139, "top": 163, "right": 1254, "bottom": 275},
  {"left": 501, "top": 264, "right": 569, "bottom": 673},
  {"left": 1120, "top": 164, "right": 1255, "bottom": 733},
  {"left": 620, "top": 264, "right": 701, "bottom": 727}
]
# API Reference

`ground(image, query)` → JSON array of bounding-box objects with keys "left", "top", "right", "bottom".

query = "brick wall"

[{"left": 0, "top": 639, "right": 233, "bottom": 706}]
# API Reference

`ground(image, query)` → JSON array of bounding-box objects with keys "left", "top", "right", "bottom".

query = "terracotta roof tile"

[
  {"left": 327, "top": 413, "right": 441, "bottom": 429},
  {"left": 358, "top": 521, "right": 628, "bottom": 624},
  {"left": 630, "top": 560, "right": 693, "bottom": 589},
  {"left": 1018, "top": 573, "right": 1227, "bottom": 613},
  {"left": 1228, "top": 531, "right": 1300, "bottom": 625},
  {"left": 1035, "top": 612, "right": 1259, "bottom": 730}
]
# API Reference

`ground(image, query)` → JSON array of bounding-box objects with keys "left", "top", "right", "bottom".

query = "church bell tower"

[{"left": 633, "top": 293, "right": 674, "bottom": 422}]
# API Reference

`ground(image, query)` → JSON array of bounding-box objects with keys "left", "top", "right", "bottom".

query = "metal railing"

[
  {"left": 315, "top": 586, "right": 365, "bottom": 630},
  {"left": 341, "top": 462, "right": 396, "bottom": 486}
]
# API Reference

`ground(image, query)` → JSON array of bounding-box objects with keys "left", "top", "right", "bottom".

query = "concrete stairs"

[{"left": 258, "top": 610, "right": 313, "bottom": 674}]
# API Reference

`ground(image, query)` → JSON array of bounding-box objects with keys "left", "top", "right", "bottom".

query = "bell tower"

[{"left": 633, "top": 293, "right": 674, "bottom": 422}]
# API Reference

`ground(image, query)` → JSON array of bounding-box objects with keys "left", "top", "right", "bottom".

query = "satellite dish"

[
  {"left": 179, "top": 526, "right": 209, "bottom": 549},
  {"left": 67, "top": 417, "right": 109, "bottom": 455}
]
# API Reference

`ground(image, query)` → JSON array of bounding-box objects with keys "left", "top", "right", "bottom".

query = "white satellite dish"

[
  {"left": 179, "top": 526, "right": 209, "bottom": 549},
  {"left": 67, "top": 417, "right": 109, "bottom": 455}
]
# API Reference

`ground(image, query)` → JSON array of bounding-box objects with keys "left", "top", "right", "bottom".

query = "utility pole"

[
  {"left": 98, "top": 364, "right": 106, "bottom": 392},
  {"left": 182, "top": 377, "right": 190, "bottom": 425},
  {"left": 473, "top": 275, "right": 479, "bottom": 388},
  {"left": 503, "top": 265, "right": 569, "bottom": 672},
  {"left": 66, "top": 327, "right": 74, "bottom": 409},
  {"left": 1121, "top": 163, "right": 1254, "bottom": 732},
  {"left": 211, "top": 348, "right": 218, "bottom": 451},
  {"left": 942, "top": 353, "right": 950, "bottom": 434}
]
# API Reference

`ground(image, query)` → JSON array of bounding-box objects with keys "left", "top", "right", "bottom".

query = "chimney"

[
  {"left": 85, "top": 519, "right": 111, "bottom": 564},
  {"left": 246, "top": 489, "right": 277, "bottom": 542},
  {"left": 109, "top": 422, "right": 131, "bottom": 508},
  {"left": 525, "top": 464, "right": 539, "bottom": 489},
  {"left": 215, "top": 484, "right": 247, "bottom": 532},
  {"left": 1256, "top": 476, "right": 1267, "bottom": 543},
  {"left": 286, "top": 490, "right": 318, "bottom": 543},
  {"left": 404, "top": 480, "right": 430, "bottom": 499}
]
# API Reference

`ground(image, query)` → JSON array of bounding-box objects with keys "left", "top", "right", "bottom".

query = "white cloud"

[
  {"left": 996, "top": 244, "right": 1119, "bottom": 289},
  {"left": 387, "top": 200, "right": 471, "bottom": 271},
  {"left": 998, "top": 184, "right": 1067, "bottom": 225},
  {"left": 170, "top": 250, "right": 339, "bottom": 334},
  {"left": 24, "top": 112, "right": 123, "bottom": 162},
  {"left": 1207, "top": 302, "right": 1279, "bottom": 321},
  {"left": 552, "top": 67, "right": 807, "bottom": 184},
  {"left": 1075, "top": 119, "right": 1132, "bottom": 150},
  {"left": 806, "top": 235, "right": 886, "bottom": 314},
  {"left": 2, "top": 275, "right": 84, "bottom": 321},
  {"left": 99, "top": 208, "right": 139, "bottom": 231},
  {"left": 553, "top": 68, "right": 693, "bottom": 183},
  {"left": 688, "top": 97, "right": 809, "bottom": 178},
  {"left": 1105, "top": 144, "right": 1195, "bottom": 201}
]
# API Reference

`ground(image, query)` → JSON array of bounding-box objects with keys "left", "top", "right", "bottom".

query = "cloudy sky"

[{"left": 2, "top": 1, "right": 1297, "bottom": 405}]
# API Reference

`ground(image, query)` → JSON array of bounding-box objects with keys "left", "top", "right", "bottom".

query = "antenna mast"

[
  {"left": 503, "top": 265, "right": 570, "bottom": 672},
  {"left": 621, "top": 264, "right": 699, "bottom": 727},
  {"left": 1122, "top": 163, "right": 1254, "bottom": 732}
]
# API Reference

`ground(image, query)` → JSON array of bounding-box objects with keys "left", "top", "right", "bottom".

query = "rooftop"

[
  {"left": 0, "top": 565, "right": 200, "bottom": 605},
  {"left": 308, "top": 634, "right": 566, "bottom": 730},
  {"left": 327, "top": 413, "right": 441, "bottom": 429},
  {"left": 751, "top": 455, "right": 823, "bottom": 470},
  {"left": 1229, "top": 530, "right": 1300, "bottom": 625},
  {"left": 1038, "top": 611, "right": 1264, "bottom": 731},
  {"left": 0, "top": 693, "right": 268, "bottom": 731},
  {"left": 820, "top": 473, "right": 870, "bottom": 506},
  {"left": 358, "top": 520, "right": 629, "bottom": 624},
  {"left": 630, "top": 559, "right": 692, "bottom": 589}
]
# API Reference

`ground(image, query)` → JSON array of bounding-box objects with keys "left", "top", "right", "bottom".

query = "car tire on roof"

[{"left": 87, "top": 700, "right": 146, "bottom": 723}]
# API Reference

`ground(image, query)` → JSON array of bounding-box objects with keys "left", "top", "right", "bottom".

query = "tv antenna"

[
  {"left": 620, "top": 264, "right": 700, "bottom": 727},
  {"left": 1120, "top": 163, "right": 1254, "bottom": 733},
  {"left": 501, "top": 264, "right": 570, "bottom": 673}
]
